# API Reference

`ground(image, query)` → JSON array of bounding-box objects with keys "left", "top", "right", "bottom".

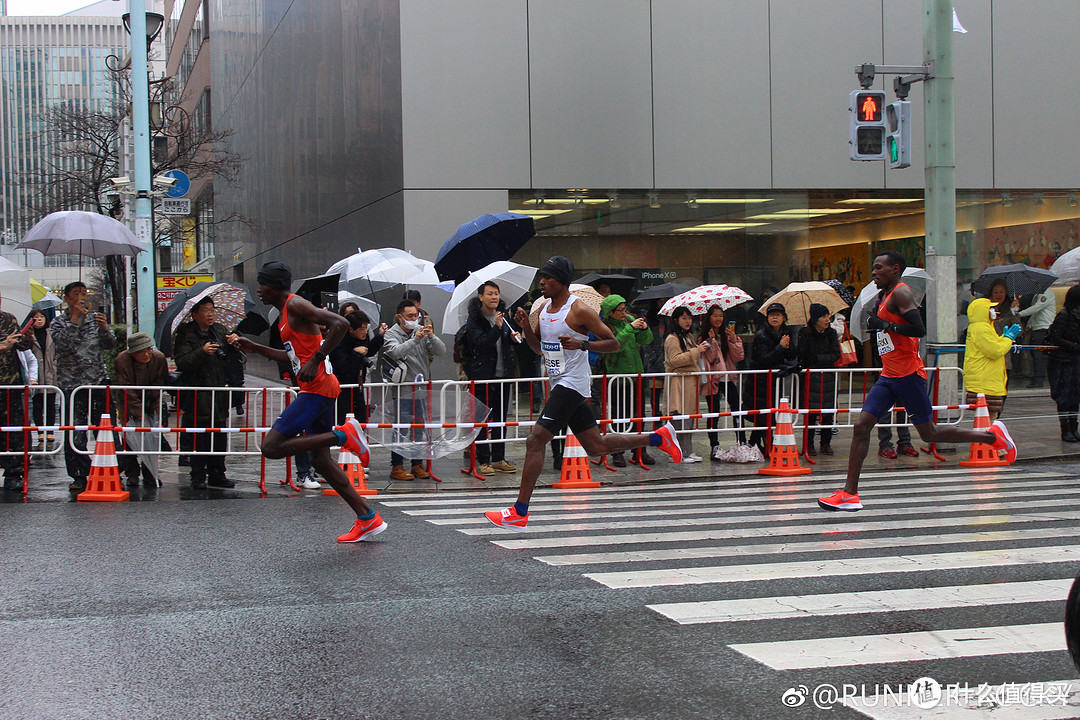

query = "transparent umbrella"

[
  {"left": 328, "top": 247, "right": 440, "bottom": 297},
  {"left": 441, "top": 261, "right": 536, "bottom": 335}
]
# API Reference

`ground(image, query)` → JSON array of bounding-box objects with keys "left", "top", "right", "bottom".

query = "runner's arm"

[
  {"left": 563, "top": 303, "right": 619, "bottom": 352},
  {"left": 290, "top": 298, "right": 349, "bottom": 382},
  {"left": 884, "top": 284, "right": 926, "bottom": 338},
  {"left": 229, "top": 336, "right": 290, "bottom": 364}
]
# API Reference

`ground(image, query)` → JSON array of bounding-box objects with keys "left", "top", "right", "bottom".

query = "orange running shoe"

[
  {"left": 334, "top": 417, "right": 370, "bottom": 466},
  {"left": 817, "top": 489, "right": 863, "bottom": 512},
  {"left": 653, "top": 422, "right": 683, "bottom": 464},
  {"left": 989, "top": 420, "right": 1017, "bottom": 464},
  {"left": 336, "top": 513, "right": 387, "bottom": 542},
  {"left": 484, "top": 506, "right": 529, "bottom": 532}
]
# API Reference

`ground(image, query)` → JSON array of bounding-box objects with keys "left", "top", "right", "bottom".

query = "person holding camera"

[
  {"left": 0, "top": 290, "right": 32, "bottom": 492},
  {"left": 49, "top": 281, "right": 115, "bottom": 493},
  {"left": 173, "top": 296, "right": 242, "bottom": 489},
  {"left": 381, "top": 298, "right": 445, "bottom": 480},
  {"left": 112, "top": 332, "right": 168, "bottom": 487}
]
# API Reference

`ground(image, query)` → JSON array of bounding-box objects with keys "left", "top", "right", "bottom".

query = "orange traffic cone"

[
  {"left": 553, "top": 432, "right": 601, "bottom": 489},
  {"left": 959, "top": 393, "right": 1009, "bottom": 467},
  {"left": 759, "top": 398, "right": 811, "bottom": 476},
  {"left": 78, "top": 415, "right": 130, "bottom": 502},
  {"left": 324, "top": 445, "right": 376, "bottom": 496}
]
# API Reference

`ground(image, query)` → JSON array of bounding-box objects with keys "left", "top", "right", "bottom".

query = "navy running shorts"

[
  {"left": 536, "top": 385, "right": 597, "bottom": 436},
  {"left": 861, "top": 373, "right": 933, "bottom": 426},
  {"left": 271, "top": 392, "right": 336, "bottom": 438}
]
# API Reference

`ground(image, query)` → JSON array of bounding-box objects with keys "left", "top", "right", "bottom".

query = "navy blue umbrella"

[{"left": 434, "top": 212, "right": 536, "bottom": 282}]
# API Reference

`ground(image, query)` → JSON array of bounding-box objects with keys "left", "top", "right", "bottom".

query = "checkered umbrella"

[{"left": 658, "top": 284, "right": 753, "bottom": 316}]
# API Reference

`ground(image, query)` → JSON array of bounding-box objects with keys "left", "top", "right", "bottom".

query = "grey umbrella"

[
  {"left": 17, "top": 210, "right": 146, "bottom": 258},
  {"left": 972, "top": 263, "right": 1057, "bottom": 298}
]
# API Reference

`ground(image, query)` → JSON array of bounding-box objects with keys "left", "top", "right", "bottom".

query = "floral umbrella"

[
  {"left": 528, "top": 284, "right": 604, "bottom": 332},
  {"left": 763, "top": 281, "right": 848, "bottom": 325},
  {"left": 156, "top": 281, "right": 268, "bottom": 355},
  {"left": 659, "top": 284, "right": 753, "bottom": 316}
]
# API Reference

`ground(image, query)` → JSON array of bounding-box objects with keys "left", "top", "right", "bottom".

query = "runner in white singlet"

[{"left": 484, "top": 256, "right": 684, "bottom": 532}]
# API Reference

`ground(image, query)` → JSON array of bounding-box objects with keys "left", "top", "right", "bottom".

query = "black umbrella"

[
  {"left": 972, "top": 263, "right": 1057, "bottom": 299},
  {"left": 632, "top": 282, "right": 695, "bottom": 304},
  {"left": 294, "top": 273, "right": 340, "bottom": 306},
  {"left": 576, "top": 272, "right": 637, "bottom": 300},
  {"left": 155, "top": 281, "right": 268, "bottom": 356},
  {"left": 823, "top": 279, "right": 856, "bottom": 307},
  {"left": 434, "top": 212, "right": 536, "bottom": 281}
]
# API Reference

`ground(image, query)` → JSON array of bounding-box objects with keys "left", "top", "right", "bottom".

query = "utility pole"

[
  {"left": 130, "top": 0, "right": 156, "bottom": 335},
  {"left": 923, "top": 0, "right": 955, "bottom": 349}
]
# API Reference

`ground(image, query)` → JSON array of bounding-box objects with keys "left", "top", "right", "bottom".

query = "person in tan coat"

[{"left": 665, "top": 306, "right": 708, "bottom": 462}]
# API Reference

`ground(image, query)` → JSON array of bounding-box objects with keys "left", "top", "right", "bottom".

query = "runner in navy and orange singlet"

[
  {"left": 229, "top": 261, "right": 385, "bottom": 542},
  {"left": 817, "top": 250, "right": 1017, "bottom": 512}
]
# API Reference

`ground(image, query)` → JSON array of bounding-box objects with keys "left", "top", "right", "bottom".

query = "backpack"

[{"left": 453, "top": 324, "right": 470, "bottom": 365}]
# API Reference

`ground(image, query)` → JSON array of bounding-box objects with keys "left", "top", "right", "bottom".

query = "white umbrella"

[
  {"left": 850, "top": 267, "right": 934, "bottom": 342},
  {"left": 0, "top": 257, "right": 33, "bottom": 320},
  {"left": 1051, "top": 247, "right": 1080, "bottom": 284},
  {"left": 328, "top": 247, "right": 440, "bottom": 297},
  {"left": 17, "top": 210, "right": 146, "bottom": 258},
  {"left": 440, "top": 261, "right": 536, "bottom": 335},
  {"left": 338, "top": 291, "right": 382, "bottom": 325}
]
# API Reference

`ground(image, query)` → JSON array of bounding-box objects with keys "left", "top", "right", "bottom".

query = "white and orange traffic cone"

[
  {"left": 553, "top": 432, "right": 601, "bottom": 489},
  {"left": 78, "top": 415, "right": 130, "bottom": 502},
  {"left": 959, "top": 393, "right": 1009, "bottom": 467},
  {"left": 759, "top": 398, "right": 811, "bottom": 476}
]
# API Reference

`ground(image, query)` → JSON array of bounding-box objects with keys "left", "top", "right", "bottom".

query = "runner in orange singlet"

[
  {"left": 230, "top": 261, "right": 385, "bottom": 542},
  {"left": 817, "top": 250, "right": 1016, "bottom": 512}
]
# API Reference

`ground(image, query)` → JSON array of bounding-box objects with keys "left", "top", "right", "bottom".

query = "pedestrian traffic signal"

[
  {"left": 849, "top": 90, "right": 887, "bottom": 161},
  {"left": 886, "top": 100, "right": 911, "bottom": 169}
]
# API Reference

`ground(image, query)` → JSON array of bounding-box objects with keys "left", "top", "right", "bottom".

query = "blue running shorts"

[
  {"left": 861, "top": 373, "right": 933, "bottom": 426},
  {"left": 271, "top": 392, "right": 336, "bottom": 438}
]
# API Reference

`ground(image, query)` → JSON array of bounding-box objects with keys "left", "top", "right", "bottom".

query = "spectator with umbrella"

[
  {"left": 24, "top": 309, "right": 55, "bottom": 447},
  {"left": 0, "top": 290, "right": 32, "bottom": 492},
  {"left": 699, "top": 305, "right": 746, "bottom": 460},
  {"left": 798, "top": 303, "right": 842, "bottom": 456},
  {"left": 49, "top": 281, "right": 115, "bottom": 493},
  {"left": 1045, "top": 285, "right": 1080, "bottom": 443},
  {"left": 665, "top": 306, "right": 708, "bottom": 462}
]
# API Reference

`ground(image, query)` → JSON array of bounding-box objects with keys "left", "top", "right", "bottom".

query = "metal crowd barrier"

[{"left": 0, "top": 384, "right": 66, "bottom": 457}]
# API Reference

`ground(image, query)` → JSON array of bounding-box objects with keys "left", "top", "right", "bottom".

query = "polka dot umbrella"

[{"left": 658, "top": 284, "right": 753, "bottom": 316}]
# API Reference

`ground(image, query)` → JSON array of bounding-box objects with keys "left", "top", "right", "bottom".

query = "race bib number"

[
  {"left": 541, "top": 340, "right": 565, "bottom": 378},
  {"left": 283, "top": 340, "right": 302, "bottom": 376},
  {"left": 876, "top": 330, "right": 895, "bottom": 356}
]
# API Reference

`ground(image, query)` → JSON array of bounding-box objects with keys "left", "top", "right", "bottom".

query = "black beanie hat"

[
  {"left": 539, "top": 256, "right": 574, "bottom": 287},
  {"left": 257, "top": 261, "right": 293, "bottom": 291},
  {"left": 808, "top": 302, "right": 830, "bottom": 325}
]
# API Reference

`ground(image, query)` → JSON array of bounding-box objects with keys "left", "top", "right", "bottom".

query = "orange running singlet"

[
  {"left": 279, "top": 294, "right": 340, "bottom": 398},
  {"left": 876, "top": 282, "right": 926, "bottom": 379}
]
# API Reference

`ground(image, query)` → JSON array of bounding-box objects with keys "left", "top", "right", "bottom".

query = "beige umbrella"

[
  {"left": 529, "top": 284, "right": 604, "bottom": 332},
  {"left": 763, "top": 281, "right": 847, "bottom": 325}
]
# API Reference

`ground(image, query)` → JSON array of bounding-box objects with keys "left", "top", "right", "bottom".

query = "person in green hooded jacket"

[{"left": 600, "top": 294, "right": 654, "bottom": 466}]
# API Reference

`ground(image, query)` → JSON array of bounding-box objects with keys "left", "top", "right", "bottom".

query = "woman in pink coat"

[{"left": 700, "top": 305, "right": 745, "bottom": 459}]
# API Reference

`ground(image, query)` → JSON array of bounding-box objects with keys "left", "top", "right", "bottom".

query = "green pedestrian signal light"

[
  {"left": 886, "top": 100, "right": 911, "bottom": 169},
  {"left": 849, "top": 90, "right": 887, "bottom": 161}
]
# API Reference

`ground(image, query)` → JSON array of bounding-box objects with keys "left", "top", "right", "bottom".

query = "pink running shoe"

[{"left": 653, "top": 422, "right": 683, "bottom": 464}]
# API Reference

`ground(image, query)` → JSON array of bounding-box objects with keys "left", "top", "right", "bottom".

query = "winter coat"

[
  {"left": 330, "top": 331, "right": 384, "bottom": 388},
  {"left": 797, "top": 325, "right": 841, "bottom": 410},
  {"left": 173, "top": 321, "right": 237, "bottom": 424},
  {"left": 382, "top": 321, "right": 446, "bottom": 384},
  {"left": 700, "top": 330, "right": 744, "bottom": 396},
  {"left": 463, "top": 297, "right": 518, "bottom": 380},
  {"left": 963, "top": 298, "right": 1013, "bottom": 396},
  {"left": 1045, "top": 308, "right": 1080, "bottom": 364},
  {"left": 48, "top": 310, "right": 114, "bottom": 388},
  {"left": 112, "top": 349, "right": 168, "bottom": 421},
  {"left": 664, "top": 333, "right": 702, "bottom": 416},
  {"left": 599, "top": 294, "right": 652, "bottom": 376},
  {"left": 746, "top": 324, "right": 796, "bottom": 408}
]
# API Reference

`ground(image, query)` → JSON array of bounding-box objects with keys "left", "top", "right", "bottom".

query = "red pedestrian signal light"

[{"left": 849, "top": 89, "right": 887, "bottom": 161}]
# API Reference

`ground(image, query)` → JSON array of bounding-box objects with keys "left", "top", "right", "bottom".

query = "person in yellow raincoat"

[{"left": 964, "top": 297, "right": 1021, "bottom": 420}]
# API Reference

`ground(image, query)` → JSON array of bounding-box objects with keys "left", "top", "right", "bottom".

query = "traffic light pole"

[{"left": 923, "top": 0, "right": 956, "bottom": 351}]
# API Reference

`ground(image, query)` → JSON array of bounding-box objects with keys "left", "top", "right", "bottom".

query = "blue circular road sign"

[{"left": 163, "top": 170, "right": 190, "bottom": 198}]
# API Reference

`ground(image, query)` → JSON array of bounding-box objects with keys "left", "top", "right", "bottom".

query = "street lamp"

[{"left": 121, "top": 12, "right": 165, "bottom": 50}]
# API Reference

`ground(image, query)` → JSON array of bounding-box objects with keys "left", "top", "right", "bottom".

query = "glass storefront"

[{"left": 509, "top": 188, "right": 1080, "bottom": 320}]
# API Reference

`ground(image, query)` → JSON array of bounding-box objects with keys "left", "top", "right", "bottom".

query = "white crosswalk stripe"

[{"left": 374, "top": 465, "right": 1080, "bottom": 718}]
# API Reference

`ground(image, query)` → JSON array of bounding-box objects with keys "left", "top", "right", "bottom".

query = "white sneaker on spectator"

[{"left": 297, "top": 472, "right": 320, "bottom": 490}]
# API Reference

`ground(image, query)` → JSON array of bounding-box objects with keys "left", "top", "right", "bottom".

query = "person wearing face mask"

[
  {"left": 381, "top": 298, "right": 445, "bottom": 480},
  {"left": 1046, "top": 285, "right": 1080, "bottom": 442},
  {"left": 963, "top": 298, "right": 1020, "bottom": 421}
]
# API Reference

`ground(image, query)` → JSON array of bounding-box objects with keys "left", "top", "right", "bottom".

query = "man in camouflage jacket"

[
  {"left": 48, "top": 282, "right": 115, "bottom": 492},
  {"left": 0, "top": 292, "right": 32, "bottom": 491}
]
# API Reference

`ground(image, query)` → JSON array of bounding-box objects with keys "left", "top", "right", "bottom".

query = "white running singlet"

[{"left": 539, "top": 295, "right": 591, "bottom": 397}]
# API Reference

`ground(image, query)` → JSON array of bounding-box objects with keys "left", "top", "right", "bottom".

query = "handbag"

[
  {"left": 381, "top": 355, "right": 409, "bottom": 384},
  {"left": 834, "top": 331, "right": 858, "bottom": 367}
]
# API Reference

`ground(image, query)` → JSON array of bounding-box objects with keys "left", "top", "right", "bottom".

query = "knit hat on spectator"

[
  {"left": 127, "top": 332, "right": 153, "bottom": 353},
  {"left": 808, "top": 303, "right": 830, "bottom": 326}
]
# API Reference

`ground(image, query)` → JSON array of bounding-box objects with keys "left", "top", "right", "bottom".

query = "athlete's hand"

[
  {"left": 514, "top": 307, "right": 529, "bottom": 328},
  {"left": 559, "top": 334, "right": 583, "bottom": 350},
  {"left": 297, "top": 357, "right": 320, "bottom": 384},
  {"left": 230, "top": 336, "right": 255, "bottom": 353},
  {"left": 866, "top": 315, "right": 888, "bottom": 331}
]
